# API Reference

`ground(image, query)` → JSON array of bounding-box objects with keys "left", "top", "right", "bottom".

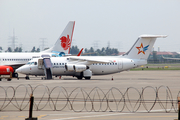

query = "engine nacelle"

[
  {"left": 83, "top": 69, "right": 92, "bottom": 77},
  {"left": 65, "top": 64, "right": 74, "bottom": 71},
  {"left": 73, "top": 65, "right": 88, "bottom": 72},
  {"left": 0, "top": 66, "right": 14, "bottom": 75}
]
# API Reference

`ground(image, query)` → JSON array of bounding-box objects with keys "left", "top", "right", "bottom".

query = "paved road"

[{"left": 0, "top": 70, "right": 179, "bottom": 120}]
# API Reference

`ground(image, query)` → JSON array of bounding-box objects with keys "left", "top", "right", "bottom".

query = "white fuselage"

[
  {"left": 0, "top": 52, "right": 58, "bottom": 69},
  {"left": 16, "top": 56, "right": 147, "bottom": 76}
]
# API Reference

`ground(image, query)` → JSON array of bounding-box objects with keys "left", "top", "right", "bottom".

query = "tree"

[
  {"left": 70, "top": 45, "right": 80, "bottom": 55},
  {"left": 89, "top": 47, "right": 94, "bottom": 53},
  {"left": 31, "top": 46, "right": 36, "bottom": 52},
  {"left": 36, "top": 48, "right": 40, "bottom": 52},
  {"left": 83, "top": 46, "right": 119, "bottom": 56},
  {"left": 43, "top": 48, "right": 49, "bottom": 51},
  {"left": 0, "top": 46, "right": 2, "bottom": 52},
  {"left": 18, "top": 47, "right": 22, "bottom": 52},
  {"left": 7, "top": 47, "right": 12, "bottom": 52}
]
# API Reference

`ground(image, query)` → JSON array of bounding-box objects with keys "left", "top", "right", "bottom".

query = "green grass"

[
  {"left": 130, "top": 63, "right": 180, "bottom": 71},
  {"left": 131, "top": 67, "right": 180, "bottom": 71},
  {"left": 146, "top": 63, "right": 180, "bottom": 66}
]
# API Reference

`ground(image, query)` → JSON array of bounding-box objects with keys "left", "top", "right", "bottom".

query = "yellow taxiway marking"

[
  {"left": 18, "top": 116, "right": 26, "bottom": 118},
  {"left": 38, "top": 115, "right": 47, "bottom": 118},
  {"left": 0, "top": 116, "right": 8, "bottom": 119},
  {"left": 0, "top": 116, "right": 8, "bottom": 118}
]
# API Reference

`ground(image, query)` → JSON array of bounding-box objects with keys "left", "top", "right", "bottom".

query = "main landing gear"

[{"left": 25, "top": 75, "right": 30, "bottom": 80}]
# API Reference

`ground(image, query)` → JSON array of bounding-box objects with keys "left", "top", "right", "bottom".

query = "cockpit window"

[
  {"left": 34, "top": 62, "right": 37, "bottom": 65},
  {"left": 27, "top": 62, "right": 31, "bottom": 65}
]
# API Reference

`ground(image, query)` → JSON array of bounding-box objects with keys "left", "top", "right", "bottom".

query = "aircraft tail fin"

[
  {"left": 41, "top": 21, "right": 75, "bottom": 54},
  {"left": 123, "top": 35, "right": 167, "bottom": 59}
]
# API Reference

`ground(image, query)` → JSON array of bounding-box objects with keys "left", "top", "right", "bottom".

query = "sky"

[{"left": 0, "top": 0, "right": 180, "bottom": 52}]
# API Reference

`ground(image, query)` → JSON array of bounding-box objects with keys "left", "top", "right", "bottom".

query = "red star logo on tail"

[
  {"left": 136, "top": 43, "right": 145, "bottom": 54},
  {"left": 136, "top": 43, "right": 149, "bottom": 55}
]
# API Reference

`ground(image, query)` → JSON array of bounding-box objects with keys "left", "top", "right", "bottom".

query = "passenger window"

[
  {"left": 59, "top": 63, "right": 61, "bottom": 65},
  {"left": 62, "top": 63, "right": 64, "bottom": 65},
  {"left": 54, "top": 63, "right": 55, "bottom": 65}
]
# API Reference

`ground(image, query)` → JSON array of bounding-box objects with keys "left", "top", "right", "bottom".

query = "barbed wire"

[{"left": 0, "top": 84, "right": 179, "bottom": 112}]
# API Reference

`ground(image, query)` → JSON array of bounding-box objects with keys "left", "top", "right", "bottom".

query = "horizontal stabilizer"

[
  {"left": 139, "top": 35, "right": 167, "bottom": 38},
  {"left": 123, "top": 35, "right": 167, "bottom": 59}
]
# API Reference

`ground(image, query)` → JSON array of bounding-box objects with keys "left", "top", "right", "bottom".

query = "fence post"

[
  {"left": 175, "top": 97, "right": 180, "bottom": 120},
  {"left": 25, "top": 94, "right": 37, "bottom": 120},
  {"left": 178, "top": 97, "right": 180, "bottom": 120}
]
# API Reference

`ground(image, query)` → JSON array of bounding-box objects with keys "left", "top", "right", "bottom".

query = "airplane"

[
  {"left": 0, "top": 21, "right": 75, "bottom": 80},
  {"left": 16, "top": 35, "right": 167, "bottom": 80}
]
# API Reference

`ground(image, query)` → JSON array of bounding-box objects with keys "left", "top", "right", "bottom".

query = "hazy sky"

[{"left": 0, "top": 0, "right": 180, "bottom": 52}]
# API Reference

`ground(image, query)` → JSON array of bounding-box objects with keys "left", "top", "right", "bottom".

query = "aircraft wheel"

[
  {"left": 77, "top": 76, "right": 83, "bottom": 79},
  {"left": 0, "top": 78, "right": 2, "bottom": 81},
  {"left": 7, "top": 78, "right": 11, "bottom": 81},
  {"left": 12, "top": 73, "right": 18, "bottom": 78},
  {"left": 84, "top": 77, "right": 91, "bottom": 80},
  {"left": 25, "top": 76, "right": 30, "bottom": 80}
]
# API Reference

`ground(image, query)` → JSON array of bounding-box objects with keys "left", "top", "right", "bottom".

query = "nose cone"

[
  {"left": 16, "top": 65, "right": 31, "bottom": 75},
  {"left": 15, "top": 67, "right": 22, "bottom": 73}
]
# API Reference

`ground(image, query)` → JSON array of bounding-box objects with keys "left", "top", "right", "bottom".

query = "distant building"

[{"left": 150, "top": 51, "right": 179, "bottom": 57}]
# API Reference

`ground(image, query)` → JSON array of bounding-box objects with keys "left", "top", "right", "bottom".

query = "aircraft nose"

[{"left": 15, "top": 68, "right": 22, "bottom": 73}]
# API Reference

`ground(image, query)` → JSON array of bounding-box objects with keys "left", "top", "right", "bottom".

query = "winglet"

[{"left": 77, "top": 48, "right": 84, "bottom": 56}]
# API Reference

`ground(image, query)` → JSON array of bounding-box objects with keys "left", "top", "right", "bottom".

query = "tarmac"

[{"left": 0, "top": 70, "right": 180, "bottom": 120}]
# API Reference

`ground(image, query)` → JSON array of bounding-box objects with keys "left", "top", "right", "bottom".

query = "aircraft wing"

[{"left": 69, "top": 56, "right": 113, "bottom": 65}]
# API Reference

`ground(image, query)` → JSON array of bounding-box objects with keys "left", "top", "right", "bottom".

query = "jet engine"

[
  {"left": 65, "top": 64, "right": 74, "bottom": 71},
  {"left": 73, "top": 65, "right": 89, "bottom": 72}
]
